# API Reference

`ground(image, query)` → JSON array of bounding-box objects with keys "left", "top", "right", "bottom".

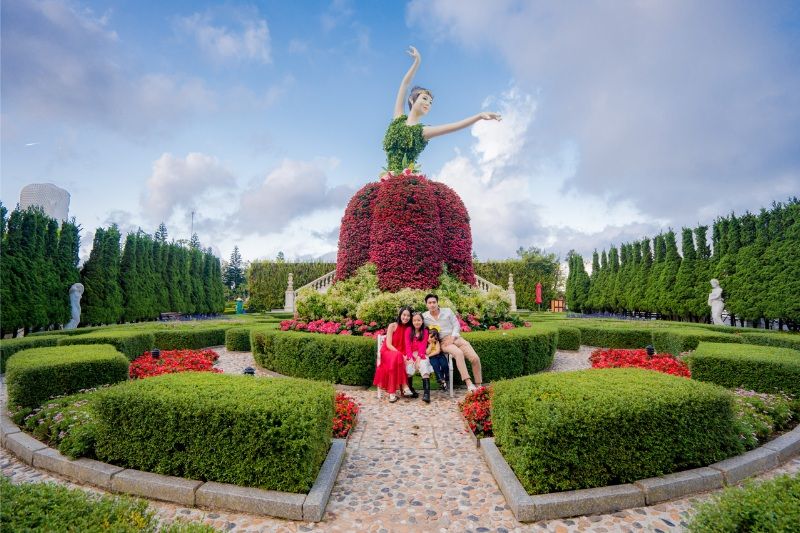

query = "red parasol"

[{"left": 535, "top": 282, "right": 543, "bottom": 305}]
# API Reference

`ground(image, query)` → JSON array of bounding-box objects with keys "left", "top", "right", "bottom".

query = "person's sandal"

[
  {"left": 389, "top": 394, "right": 398, "bottom": 403},
  {"left": 402, "top": 387, "right": 414, "bottom": 398}
]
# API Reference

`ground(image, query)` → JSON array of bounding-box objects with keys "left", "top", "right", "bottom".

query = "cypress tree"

[
  {"left": 120, "top": 233, "right": 142, "bottom": 322},
  {"left": 693, "top": 225, "right": 712, "bottom": 321},
  {"left": 56, "top": 219, "right": 81, "bottom": 325},
  {"left": 658, "top": 230, "right": 682, "bottom": 319},
  {"left": 586, "top": 250, "right": 601, "bottom": 312},
  {"left": 645, "top": 234, "right": 666, "bottom": 315},
  {"left": 673, "top": 228, "right": 697, "bottom": 321},
  {"left": 189, "top": 247, "right": 205, "bottom": 313}
]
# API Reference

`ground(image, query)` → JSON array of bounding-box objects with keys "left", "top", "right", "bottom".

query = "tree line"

[
  {"left": 0, "top": 204, "right": 226, "bottom": 335},
  {"left": 565, "top": 199, "right": 800, "bottom": 330}
]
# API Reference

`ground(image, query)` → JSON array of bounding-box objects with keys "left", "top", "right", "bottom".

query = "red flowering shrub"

[
  {"left": 336, "top": 182, "right": 380, "bottom": 281},
  {"left": 280, "top": 318, "right": 386, "bottom": 337},
  {"left": 335, "top": 173, "right": 475, "bottom": 291},
  {"left": 333, "top": 392, "right": 360, "bottom": 438},
  {"left": 129, "top": 349, "right": 221, "bottom": 379},
  {"left": 590, "top": 348, "right": 691, "bottom": 378},
  {"left": 460, "top": 385, "right": 493, "bottom": 438}
]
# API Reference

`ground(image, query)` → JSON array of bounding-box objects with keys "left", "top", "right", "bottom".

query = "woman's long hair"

[
  {"left": 396, "top": 306, "right": 413, "bottom": 326},
  {"left": 410, "top": 312, "right": 426, "bottom": 341}
]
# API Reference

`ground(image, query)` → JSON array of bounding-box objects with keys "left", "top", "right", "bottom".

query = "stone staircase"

[{"left": 283, "top": 269, "right": 516, "bottom": 313}]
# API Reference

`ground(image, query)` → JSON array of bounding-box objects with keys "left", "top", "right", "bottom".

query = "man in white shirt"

[{"left": 422, "top": 293, "right": 482, "bottom": 391}]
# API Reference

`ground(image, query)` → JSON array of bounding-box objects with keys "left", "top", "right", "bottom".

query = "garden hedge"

[
  {"left": 555, "top": 326, "right": 581, "bottom": 350},
  {"left": 251, "top": 328, "right": 375, "bottom": 385},
  {"left": 93, "top": 373, "right": 333, "bottom": 493},
  {"left": 688, "top": 473, "right": 800, "bottom": 533},
  {"left": 251, "top": 326, "right": 557, "bottom": 385},
  {"left": 0, "top": 477, "right": 217, "bottom": 533},
  {"left": 151, "top": 327, "right": 227, "bottom": 350},
  {"left": 651, "top": 328, "right": 742, "bottom": 356},
  {"left": 57, "top": 331, "right": 154, "bottom": 361},
  {"left": 492, "top": 368, "right": 742, "bottom": 494},
  {"left": 739, "top": 331, "right": 800, "bottom": 351},
  {"left": 6, "top": 345, "right": 129, "bottom": 408},
  {"left": 570, "top": 324, "right": 653, "bottom": 348},
  {"left": 0, "top": 336, "right": 59, "bottom": 373},
  {"left": 225, "top": 327, "right": 251, "bottom": 352},
  {"left": 687, "top": 342, "right": 800, "bottom": 396}
]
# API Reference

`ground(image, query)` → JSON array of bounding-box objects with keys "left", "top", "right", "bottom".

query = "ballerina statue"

[
  {"left": 337, "top": 46, "right": 501, "bottom": 291},
  {"left": 382, "top": 46, "right": 502, "bottom": 177}
]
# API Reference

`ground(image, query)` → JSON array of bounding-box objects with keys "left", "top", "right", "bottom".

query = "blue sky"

[{"left": 2, "top": 0, "right": 799, "bottom": 266}]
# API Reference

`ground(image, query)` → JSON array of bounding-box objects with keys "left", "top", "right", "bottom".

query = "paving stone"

[
  {"left": 763, "top": 425, "right": 800, "bottom": 463},
  {"left": 112, "top": 469, "right": 202, "bottom": 506},
  {"left": 4, "top": 431, "right": 46, "bottom": 464},
  {"left": 634, "top": 467, "right": 723, "bottom": 504},
  {"left": 196, "top": 481, "right": 305, "bottom": 520},
  {"left": 710, "top": 447, "right": 779, "bottom": 485},
  {"left": 530, "top": 484, "right": 645, "bottom": 521}
]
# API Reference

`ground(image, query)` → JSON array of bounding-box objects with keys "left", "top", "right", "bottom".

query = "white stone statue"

[
  {"left": 708, "top": 279, "right": 725, "bottom": 326},
  {"left": 65, "top": 283, "right": 84, "bottom": 329}
]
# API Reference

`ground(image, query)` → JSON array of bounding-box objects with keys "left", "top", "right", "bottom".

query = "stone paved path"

[{"left": 3, "top": 347, "right": 799, "bottom": 532}]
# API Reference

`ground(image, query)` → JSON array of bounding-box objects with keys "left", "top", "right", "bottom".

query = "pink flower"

[
  {"left": 489, "top": 325, "right": 497, "bottom": 330},
  {"left": 339, "top": 330, "right": 352, "bottom": 335}
]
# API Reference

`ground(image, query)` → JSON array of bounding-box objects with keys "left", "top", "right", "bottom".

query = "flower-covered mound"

[
  {"left": 590, "top": 348, "right": 691, "bottom": 377},
  {"left": 129, "top": 349, "right": 220, "bottom": 379},
  {"left": 460, "top": 386, "right": 493, "bottom": 438},
  {"left": 336, "top": 172, "right": 475, "bottom": 291}
]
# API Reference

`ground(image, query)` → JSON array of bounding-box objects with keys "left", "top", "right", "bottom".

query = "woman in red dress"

[{"left": 374, "top": 306, "right": 414, "bottom": 402}]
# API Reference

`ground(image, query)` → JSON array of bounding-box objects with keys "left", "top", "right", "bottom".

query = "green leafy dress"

[{"left": 382, "top": 115, "right": 428, "bottom": 174}]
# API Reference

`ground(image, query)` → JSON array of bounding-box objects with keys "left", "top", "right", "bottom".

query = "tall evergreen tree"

[
  {"left": 645, "top": 234, "right": 666, "bottom": 314},
  {"left": 657, "top": 230, "right": 682, "bottom": 318},
  {"left": 224, "top": 245, "right": 245, "bottom": 290},
  {"left": 586, "top": 250, "right": 601, "bottom": 312},
  {"left": 154, "top": 222, "right": 168, "bottom": 243},
  {"left": 673, "top": 228, "right": 698, "bottom": 320},
  {"left": 692, "top": 225, "right": 712, "bottom": 320},
  {"left": 80, "top": 225, "right": 123, "bottom": 325}
]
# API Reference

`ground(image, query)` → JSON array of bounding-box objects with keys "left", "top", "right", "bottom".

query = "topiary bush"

[
  {"left": 555, "top": 326, "right": 581, "bottom": 350},
  {"left": 739, "top": 331, "right": 800, "bottom": 351},
  {"left": 688, "top": 474, "right": 800, "bottom": 533},
  {"left": 94, "top": 372, "right": 334, "bottom": 493},
  {"left": 57, "top": 331, "right": 154, "bottom": 361},
  {"left": 651, "top": 328, "right": 742, "bottom": 356},
  {"left": 687, "top": 342, "right": 800, "bottom": 396},
  {"left": 6, "top": 345, "right": 129, "bottom": 408},
  {"left": 224, "top": 327, "right": 251, "bottom": 351},
  {"left": 492, "top": 368, "right": 743, "bottom": 494},
  {"left": 152, "top": 327, "right": 227, "bottom": 350},
  {"left": 463, "top": 328, "right": 557, "bottom": 382},
  {"left": 251, "top": 328, "right": 376, "bottom": 385},
  {"left": 0, "top": 336, "right": 59, "bottom": 373},
  {"left": 569, "top": 324, "right": 653, "bottom": 348},
  {"left": 355, "top": 289, "right": 456, "bottom": 326}
]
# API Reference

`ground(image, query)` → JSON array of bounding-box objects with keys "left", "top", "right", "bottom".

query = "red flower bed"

[
  {"left": 590, "top": 348, "right": 691, "bottom": 378},
  {"left": 280, "top": 318, "right": 386, "bottom": 337},
  {"left": 335, "top": 173, "right": 475, "bottom": 291},
  {"left": 129, "top": 349, "right": 221, "bottom": 379},
  {"left": 460, "top": 385, "right": 493, "bottom": 438},
  {"left": 333, "top": 393, "right": 360, "bottom": 438}
]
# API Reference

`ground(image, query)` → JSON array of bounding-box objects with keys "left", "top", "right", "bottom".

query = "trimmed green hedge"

[
  {"left": 493, "top": 368, "right": 742, "bottom": 494},
  {"left": 739, "top": 331, "right": 800, "bottom": 351},
  {"left": 687, "top": 342, "right": 800, "bottom": 396},
  {"left": 6, "top": 345, "right": 129, "bottom": 408},
  {"left": 57, "top": 331, "right": 154, "bottom": 361},
  {"left": 0, "top": 336, "right": 59, "bottom": 373},
  {"left": 94, "top": 373, "right": 333, "bottom": 493},
  {"left": 651, "top": 328, "right": 742, "bottom": 356},
  {"left": 688, "top": 474, "right": 800, "bottom": 533},
  {"left": 571, "top": 324, "right": 653, "bottom": 348},
  {"left": 251, "top": 327, "right": 557, "bottom": 385},
  {"left": 251, "top": 329, "right": 375, "bottom": 385},
  {"left": 555, "top": 326, "right": 581, "bottom": 350},
  {"left": 0, "top": 477, "right": 218, "bottom": 532},
  {"left": 225, "top": 327, "right": 251, "bottom": 351},
  {"left": 152, "top": 328, "right": 227, "bottom": 350}
]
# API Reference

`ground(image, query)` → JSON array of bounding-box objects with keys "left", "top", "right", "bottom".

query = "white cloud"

[
  {"left": 177, "top": 10, "right": 271, "bottom": 64},
  {"left": 140, "top": 153, "right": 236, "bottom": 224},
  {"left": 234, "top": 158, "right": 353, "bottom": 234},
  {"left": 408, "top": 0, "right": 800, "bottom": 224}
]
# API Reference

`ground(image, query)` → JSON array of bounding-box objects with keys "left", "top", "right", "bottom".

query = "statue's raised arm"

[{"left": 394, "top": 46, "right": 421, "bottom": 119}]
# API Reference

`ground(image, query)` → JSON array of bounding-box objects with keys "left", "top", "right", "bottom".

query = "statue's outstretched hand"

[
  {"left": 480, "top": 112, "right": 502, "bottom": 121},
  {"left": 407, "top": 45, "right": 421, "bottom": 63}
]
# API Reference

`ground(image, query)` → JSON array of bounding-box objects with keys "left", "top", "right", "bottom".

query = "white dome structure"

[{"left": 19, "top": 183, "right": 70, "bottom": 221}]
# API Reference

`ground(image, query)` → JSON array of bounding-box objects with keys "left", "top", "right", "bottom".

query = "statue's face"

[{"left": 412, "top": 92, "right": 432, "bottom": 116}]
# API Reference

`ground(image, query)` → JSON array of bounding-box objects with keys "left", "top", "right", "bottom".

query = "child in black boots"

[{"left": 426, "top": 327, "right": 450, "bottom": 393}]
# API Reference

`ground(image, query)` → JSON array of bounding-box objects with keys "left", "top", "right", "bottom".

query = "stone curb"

[
  {"left": 634, "top": 467, "right": 722, "bottom": 505},
  {"left": 480, "top": 431, "right": 799, "bottom": 522},
  {"left": 2, "top": 415, "right": 346, "bottom": 522},
  {"left": 303, "top": 439, "right": 347, "bottom": 521},
  {"left": 112, "top": 469, "right": 203, "bottom": 507},
  {"left": 480, "top": 438, "right": 535, "bottom": 521},
  {"left": 762, "top": 425, "right": 800, "bottom": 463},
  {"left": 709, "top": 446, "right": 779, "bottom": 485}
]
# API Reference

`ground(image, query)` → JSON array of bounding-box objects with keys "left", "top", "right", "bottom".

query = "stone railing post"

[
  {"left": 284, "top": 273, "right": 295, "bottom": 312},
  {"left": 507, "top": 273, "right": 517, "bottom": 312}
]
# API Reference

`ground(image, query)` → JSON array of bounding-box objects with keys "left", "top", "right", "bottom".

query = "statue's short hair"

[{"left": 408, "top": 86, "right": 433, "bottom": 111}]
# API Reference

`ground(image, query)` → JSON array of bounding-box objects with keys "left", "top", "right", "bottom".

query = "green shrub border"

[
  {"left": 555, "top": 326, "right": 581, "bottom": 351},
  {"left": 57, "top": 332, "right": 154, "bottom": 361},
  {"left": 1, "top": 336, "right": 59, "bottom": 373},
  {"left": 225, "top": 327, "right": 251, "bottom": 352}
]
